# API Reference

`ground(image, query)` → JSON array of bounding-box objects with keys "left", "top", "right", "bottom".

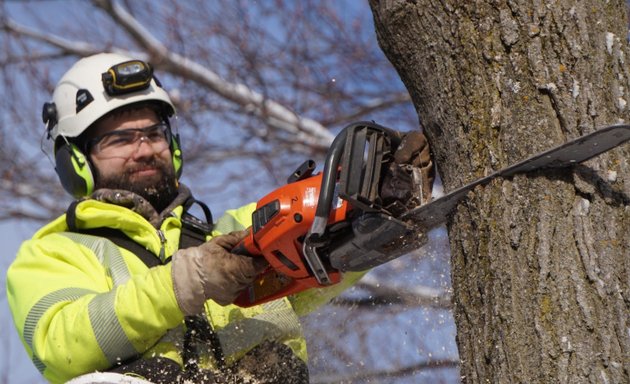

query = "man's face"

[{"left": 87, "top": 107, "right": 178, "bottom": 210}]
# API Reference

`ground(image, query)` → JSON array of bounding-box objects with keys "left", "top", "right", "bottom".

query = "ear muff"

[
  {"left": 170, "top": 133, "right": 184, "bottom": 179},
  {"left": 54, "top": 140, "right": 95, "bottom": 198}
]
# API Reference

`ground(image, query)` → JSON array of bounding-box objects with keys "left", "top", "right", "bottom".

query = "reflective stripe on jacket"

[{"left": 6, "top": 198, "right": 364, "bottom": 383}]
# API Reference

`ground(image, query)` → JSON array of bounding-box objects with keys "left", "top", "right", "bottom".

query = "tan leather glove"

[
  {"left": 393, "top": 131, "right": 432, "bottom": 170},
  {"left": 381, "top": 130, "right": 434, "bottom": 212},
  {"left": 171, "top": 230, "right": 268, "bottom": 315}
]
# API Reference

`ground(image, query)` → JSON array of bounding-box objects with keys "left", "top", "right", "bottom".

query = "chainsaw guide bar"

[{"left": 402, "top": 124, "right": 630, "bottom": 230}]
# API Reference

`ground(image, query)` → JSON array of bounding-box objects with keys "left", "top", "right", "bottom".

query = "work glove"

[
  {"left": 171, "top": 230, "right": 268, "bottom": 315},
  {"left": 380, "top": 130, "right": 434, "bottom": 214}
]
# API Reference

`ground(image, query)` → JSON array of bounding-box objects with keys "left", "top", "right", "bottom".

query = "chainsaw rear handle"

[
  {"left": 231, "top": 225, "right": 327, "bottom": 308},
  {"left": 231, "top": 228, "right": 256, "bottom": 257}
]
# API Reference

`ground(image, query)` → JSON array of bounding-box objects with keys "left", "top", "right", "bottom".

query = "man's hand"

[
  {"left": 381, "top": 130, "right": 434, "bottom": 212},
  {"left": 394, "top": 131, "right": 432, "bottom": 170},
  {"left": 172, "top": 230, "right": 268, "bottom": 315}
]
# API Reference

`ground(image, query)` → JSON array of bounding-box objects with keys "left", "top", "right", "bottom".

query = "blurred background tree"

[
  {"left": 371, "top": 0, "right": 630, "bottom": 383},
  {"left": 0, "top": 1, "right": 458, "bottom": 383}
]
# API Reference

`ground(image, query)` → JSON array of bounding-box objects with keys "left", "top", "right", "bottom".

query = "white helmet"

[
  {"left": 43, "top": 53, "right": 182, "bottom": 197},
  {"left": 44, "top": 52, "right": 175, "bottom": 140}
]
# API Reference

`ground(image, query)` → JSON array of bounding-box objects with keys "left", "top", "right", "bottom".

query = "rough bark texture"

[{"left": 370, "top": 1, "right": 630, "bottom": 383}]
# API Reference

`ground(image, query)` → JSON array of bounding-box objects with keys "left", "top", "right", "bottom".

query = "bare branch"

[
  {"left": 322, "top": 92, "right": 413, "bottom": 127},
  {"left": 2, "top": 18, "right": 102, "bottom": 57},
  {"left": 311, "top": 358, "right": 460, "bottom": 384},
  {"left": 94, "top": 0, "right": 335, "bottom": 150},
  {"left": 0, "top": 3, "right": 450, "bottom": 381},
  {"left": 332, "top": 273, "right": 452, "bottom": 309},
  {"left": 4, "top": 3, "right": 336, "bottom": 150}
]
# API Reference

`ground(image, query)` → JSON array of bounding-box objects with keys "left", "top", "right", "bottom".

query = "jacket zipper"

[{"left": 157, "top": 229, "right": 167, "bottom": 262}]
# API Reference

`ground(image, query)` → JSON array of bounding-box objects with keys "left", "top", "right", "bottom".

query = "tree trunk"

[{"left": 370, "top": 1, "right": 630, "bottom": 382}]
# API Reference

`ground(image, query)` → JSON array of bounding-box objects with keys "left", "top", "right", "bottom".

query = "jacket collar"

[{"left": 90, "top": 184, "right": 193, "bottom": 228}]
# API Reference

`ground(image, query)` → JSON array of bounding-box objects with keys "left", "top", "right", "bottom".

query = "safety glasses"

[{"left": 87, "top": 122, "right": 172, "bottom": 158}]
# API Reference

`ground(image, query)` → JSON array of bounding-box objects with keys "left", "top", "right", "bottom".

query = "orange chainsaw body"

[
  {"left": 233, "top": 172, "right": 347, "bottom": 307},
  {"left": 233, "top": 122, "right": 416, "bottom": 308}
]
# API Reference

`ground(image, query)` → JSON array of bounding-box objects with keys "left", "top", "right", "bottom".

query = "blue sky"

[
  {"left": 1, "top": 221, "right": 43, "bottom": 383},
  {"left": 0, "top": 2, "right": 458, "bottom": 383}
]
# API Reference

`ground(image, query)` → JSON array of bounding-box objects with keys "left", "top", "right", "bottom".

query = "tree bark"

[{"left": 370, "top": 1, "right": 630, "bottom": 383}]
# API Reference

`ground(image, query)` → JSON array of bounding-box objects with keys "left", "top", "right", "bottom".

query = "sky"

[
  {"left": 0, "top": 2, "right": 457, "bottom": 383},
  {"left": 2, "top": 2, "right": 80, "bottom": 381},
  {"left": 1, "top": 221, "right": 43, "bottom": 383}
]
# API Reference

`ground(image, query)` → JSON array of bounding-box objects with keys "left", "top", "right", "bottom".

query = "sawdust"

[
  {"left": 103, "top": 341, "right": 307, "bottom": 383},
  {"left": 218, "top": 341, "right": 309, "bottom": 384}
]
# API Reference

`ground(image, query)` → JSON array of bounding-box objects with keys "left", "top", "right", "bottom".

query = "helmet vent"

[{"left": 75, "top": 89, "right": 94, "bottom": 113}]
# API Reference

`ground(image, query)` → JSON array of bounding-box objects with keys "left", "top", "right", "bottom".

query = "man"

[{"left": 6, "top": 53, "right": 433, "bottom": 384}]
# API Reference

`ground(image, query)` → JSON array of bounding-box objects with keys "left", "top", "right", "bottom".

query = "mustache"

[
  {"left": 125, "top": 159, "right": 169, "bottom": 174},
  {"left": 93, "top": 156, "right": 178, "bottom": 212}
]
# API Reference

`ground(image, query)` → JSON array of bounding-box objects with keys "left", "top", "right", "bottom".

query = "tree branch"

[
  {"left": 3, "top": 3, "right": 335, "bottom": 150},
  {"left": 93, "top": 0, "right": 335, "bottom": 150},
  {"left": 2, "top": 18, "right": 103, "bottom": 57},
  {"left": 322, "top": 92, "right": 412, "bottom": 127},
  {"left": 311, "top": 358, "right": 459, "bottom": 384},
  {"left": 332, "top": 273, "right": 452, "bottom": 309}
]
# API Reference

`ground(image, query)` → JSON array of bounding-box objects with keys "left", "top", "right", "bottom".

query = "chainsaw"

[
  {"left": 232, "top": 121, "right": 426, "bottom": 307},
  {"left": 233, "top": 122, "right": 630, "bottom": 308}
]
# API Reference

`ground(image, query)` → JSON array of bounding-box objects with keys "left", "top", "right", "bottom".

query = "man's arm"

[{"left": 6, "top": 233, "right": 183, "bottom": 383}]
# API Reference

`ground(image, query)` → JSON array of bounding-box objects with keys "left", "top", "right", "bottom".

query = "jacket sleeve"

[
  {"left": 287, "top": 271, "right": 367, "bottom": 316},
  {"left": 6, "top": 233, "right": 184, "bottom": 384}
]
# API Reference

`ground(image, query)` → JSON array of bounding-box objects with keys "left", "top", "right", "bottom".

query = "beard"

[{"left": 94, "top": 158, "right": 179, "bottom": 213}]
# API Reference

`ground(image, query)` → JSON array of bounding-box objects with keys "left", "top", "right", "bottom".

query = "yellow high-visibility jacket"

[{"left": 6, "top": 197, "right": 363, "bottom": 383}]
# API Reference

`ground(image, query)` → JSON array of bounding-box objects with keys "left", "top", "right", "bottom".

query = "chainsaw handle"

[
  {"left": 231, "top": 242, "right": 251, "bottom": 257},
  {"left": 231, "top": 228, "right": 258, "bottom": 257},
  {"left": 310, "top": 121, "right": 400, "bottom": 236}
]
